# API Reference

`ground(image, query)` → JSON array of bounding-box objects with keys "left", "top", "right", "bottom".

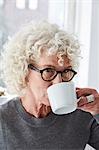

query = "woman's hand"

[{"left": 76, "top": 88, "right": 99, "bottom": 115}]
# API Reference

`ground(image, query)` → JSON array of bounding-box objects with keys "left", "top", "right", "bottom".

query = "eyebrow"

[{"left": 41, "top": 65, "right": 72, "bottom": 69}]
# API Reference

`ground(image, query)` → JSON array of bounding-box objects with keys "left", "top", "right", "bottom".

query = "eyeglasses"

[{"left": 28, "top": 64, "right": 77, "bottom": 82}]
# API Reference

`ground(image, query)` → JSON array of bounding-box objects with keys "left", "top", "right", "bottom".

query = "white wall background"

[
  {"left": 88, "top": 0, "right": 99, "bottom": 91},
  {"left": 49, "top": 0, "right": 99, "bottom": 93}
]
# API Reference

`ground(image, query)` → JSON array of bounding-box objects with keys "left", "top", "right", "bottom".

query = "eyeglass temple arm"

[{"left": 28, "top": 64, "right": 40, "bottom": 73}]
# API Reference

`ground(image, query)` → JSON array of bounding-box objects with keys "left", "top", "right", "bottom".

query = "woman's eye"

[
  {"left": 45, "top": 69, "right": 54, "bottom": 72},
  {"left": 44, "top": 69, "right": 55, "bottom": 75},
  {"left": 43, "top": 69, "right": 55, "bottom": 78}
]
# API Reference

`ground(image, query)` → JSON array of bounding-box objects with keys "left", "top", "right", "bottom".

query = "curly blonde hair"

[{"left": 1, "top": 21, "right": 81, "bottom": 96}]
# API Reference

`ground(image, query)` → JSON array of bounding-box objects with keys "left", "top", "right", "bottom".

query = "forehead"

[{"left": 37, "top": 53, "right": 71, "bottom": 68}]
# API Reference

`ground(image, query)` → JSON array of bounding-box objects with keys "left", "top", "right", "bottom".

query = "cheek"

[
  {"left": 37, "top": 80, "right": 51, "bottom": 90},
  {"left": 27, "top": 71, "right": 51, "bottom": 89}
]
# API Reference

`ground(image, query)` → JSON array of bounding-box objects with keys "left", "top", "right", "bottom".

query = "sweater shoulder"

[
  {"left": 0, "top": 97, "right": 19, "bottom": 117},
  {"left": 75, "top": 109, "right": 93, "bottom": 120},
  {"left": 66, "top": 109, "right": 94, "bottom": 125}
]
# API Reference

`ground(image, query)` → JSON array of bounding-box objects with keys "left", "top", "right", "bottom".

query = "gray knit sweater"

[{"left": 0, "top": 98, "right": 99, "bottom": 150}]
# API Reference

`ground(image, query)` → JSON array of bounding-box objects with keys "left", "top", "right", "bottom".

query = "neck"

[{"left": 20, "top": 88, "right": 51, "bottom": 118}]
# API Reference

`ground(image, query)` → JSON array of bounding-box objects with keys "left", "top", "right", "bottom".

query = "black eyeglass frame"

[{"left": 28, "top": 64, "right": 77, "bottom": 82}]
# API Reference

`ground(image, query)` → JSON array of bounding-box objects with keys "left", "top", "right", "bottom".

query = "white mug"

[{"left": 47, "top": 81, "right": 77, "bottom": 115}]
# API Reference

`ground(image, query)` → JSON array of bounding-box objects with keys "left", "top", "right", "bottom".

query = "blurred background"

[
  {"left": 0, "top": 0, "right": 99, "bottom": 92},
  {"left": 0, "top": 0, "right": 98, "bottom": 149}
]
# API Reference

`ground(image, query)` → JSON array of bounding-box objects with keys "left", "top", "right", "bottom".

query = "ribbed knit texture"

[{"left": 0, "top": 98, "right": 99, "bottom": 150}]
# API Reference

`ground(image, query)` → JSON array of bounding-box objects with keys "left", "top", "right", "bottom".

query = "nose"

[{"left": 52, "top": 73, "right": 62, "bottom": 84}]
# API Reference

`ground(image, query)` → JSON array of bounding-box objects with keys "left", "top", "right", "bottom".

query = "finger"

[
  {"left": 76, "top": 87, "right": 80, "bottom": 91},
  {"left": 78, "top": 97, "right": 96, "bottom": 109},
  {"left": 77, "top": 95, "right": 99, "bottom": 115},
  {"left": 77, "top": 94, "right": 96, "bottom": 107},
  {"left": 94, "top": 94, "right": 99, "bottom": 101},
  {"left": 76, "top": 88, "right": 98, "bottom": 98},
  {"left": 77, "top": 103, "right": 98, "bottom": 115},
  {"left": 77, "top": 96, "right": 88, "bottom": 107}
]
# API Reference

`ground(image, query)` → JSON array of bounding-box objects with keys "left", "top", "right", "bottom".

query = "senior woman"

[{"left": 0, "top": 21, "right": 99, "bottom": 150}]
